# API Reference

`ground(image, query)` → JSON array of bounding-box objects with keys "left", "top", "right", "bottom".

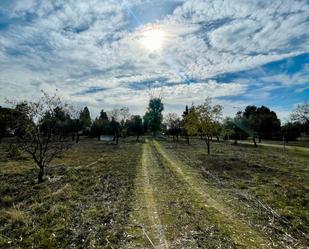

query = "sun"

[{"left": 139, "top": 26, "right": 166, "bottom": 52}]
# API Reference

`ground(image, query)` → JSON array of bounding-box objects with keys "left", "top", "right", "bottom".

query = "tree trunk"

[
  {"left": 253, "top": 137, "right": 257, "bottom": 148},
  {"left": 234, "top": 136, "right": 238, "bottom": 145},
  {"left": 205, "top": 138, "right": 210, "bottom": 154},
  {"left": 216, "top": 136, "right": 220, "bottom": 142},
  {"left": 76, "top": 133, "right": 79, "bottom": 143},
  {"left": 72, "top": 133, "right": 75, "bottom": 141},
  {"left": 116, "top": 135, "right": 119, "bottom": 145},
  {"left": 136, "top": 135, "right": 139, "bottom": 142},
  {"left": 173, "top": 135, "right": 175, "bottom": 142},
  {"left": 186, "top": 135, "right": 190, "bottom": 145},
  {"left": 38, "top": 166, "right": 44, "bottom": 183}
]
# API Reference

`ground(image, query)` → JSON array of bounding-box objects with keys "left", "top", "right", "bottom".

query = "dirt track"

[{"left": 127, "top": 139, "right": 278, "bottom": 248}]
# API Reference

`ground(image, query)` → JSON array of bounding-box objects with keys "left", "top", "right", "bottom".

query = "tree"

[
  {"left": 143, "top": 98, "right": 164, "bottom": 136},
  {"left": 110, "top": 117, "right": 120, "bottom": 144},
  {"left": 79, "top": 107, "right": 91, "bottom": 133},
  {"left": 222, "top": 117, "right": 234, "bottom": 141},
  {"left": 0, "top": 107, "right": 7, "bottom": 143},
  {"left": 281, "top": 122, "right": 302, "bottom": 142},
  {"left": 290, "top": 101, "right": 309, "bottom": 133},
  {"left": 181, "top": 105, "right": 190, "bottom": 144},
  {"left": 90, "top": 110, "right": 111, "bottom": 140},
  {"left": 68, "top": 118, "right": 82, "bottom": 143},
  {"left": 196, "top": 98, "right": 223, "bottom": 154},
  {"left": 223, "top": 115, "right": 249, "bottom": 144},
  {"left": 0, "top": 107, "right": 20, "bottom": 143},
  {"left": 9, "top": 91, "right": 74, "bottom": 183},
  {"left": 128, "top": 115, "right": 144, "bottom": 141},
  {"left": 183, "top": 99, "right": 223, "bottom": 154},
  {"left": 256, "top": 106, "right": 280, "bottom": 140},
  {"left": 165, "top": 113, "right": 181, "bottom": 141},
  {"left": 241, "top": 105, "right": 281, "bottom": 146},
  {"left": 99, "top": 109, "right": 109, "bottom": 121},
  {"left": 242, "top": 106, "right": 259, "bottom": 147},
  {"left": 182, "top": 105, "right": 199, "bottom": 144},
  {"left": 119, "top": 107, "right": 131, "bottom": 139},
  {"left": 107, "top": 109, "right": 121, "bottom": 143}
]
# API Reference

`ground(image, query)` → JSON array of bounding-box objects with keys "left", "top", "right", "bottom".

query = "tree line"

[
  {"left": 164, "top": 100, "right": 308, "bottom": 149},
  {"left": 0, "top": 91, "right": 308, "bottom": 183}
]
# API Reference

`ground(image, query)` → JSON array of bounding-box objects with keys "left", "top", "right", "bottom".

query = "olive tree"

[
  {"left": 182, "top": 105, "right": 199, "bottom": 144},
  {"left": 196, "top": 99, "right": 223, "bottom": 154},
  {"left": 183, "top": 98, "right": 223, "bottom": 154}
]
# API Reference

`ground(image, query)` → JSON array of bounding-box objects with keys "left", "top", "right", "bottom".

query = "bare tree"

[
  {"left": 165, "top": 113, "right": 181, "bottom": 141},
  {"left": 107, "top": 109, "right": 121, "bottom": 143},
  {"left": 290, "top": 101, "right": 309, "bottom": 129},
  {"left": 9, "top": 91, "right": 74, "bottom": 183}
]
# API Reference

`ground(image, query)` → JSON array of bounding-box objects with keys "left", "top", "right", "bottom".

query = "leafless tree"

[{"left": 290, "top": 101, "right": 309, "bottom": 127}]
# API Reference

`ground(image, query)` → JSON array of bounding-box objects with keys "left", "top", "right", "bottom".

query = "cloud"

[{"left": 0, "top": 0, "right": 308, "bottom": 118}]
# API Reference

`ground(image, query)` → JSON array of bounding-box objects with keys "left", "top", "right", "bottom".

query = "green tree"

[
  {"left": 183, "top": 99, "right": 223, "bottom": 154},
  {"left": 143, "top": 98, "right": 164, "bottom": 136},
  {"left": 196, "top": 99, "right": 223, "bottom": 154},
  {"left": 182, "top": 105, "right": 199, "bottom": 144},
  {"left": 79, "top": 107, "right": 91, "bottom": 133},
  {"left": 91, "top": 110, "right": 112, "bottom": 140},
  {"left": 181, "top": 105, "right": 190, "bottom": 144},
  {"left": 242, "top": 105, "right": 281, "bottom": 146},
  {"left": 0, "top": 107, "right": 20, "bottom": 143},
  {"left": 99, "top": 109, "right": 109, "bottom": 121},
  {"left": 281, "top": 122, "right": 302, "bottom": 142},
  {"left": 128, "top": 115, "right": 144, "bottom": 141}
]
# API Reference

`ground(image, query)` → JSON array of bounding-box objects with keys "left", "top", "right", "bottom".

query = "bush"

[{"left": 7, "top": 144, "right": 22, "bottom": 159}]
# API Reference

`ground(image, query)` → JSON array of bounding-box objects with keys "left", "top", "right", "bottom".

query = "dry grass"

[
  {"left": 0, "top": 137, "right": 143, "bottom": 249},
  {"left": 158, "top": 136, "right": 309, "bottom": 248}
]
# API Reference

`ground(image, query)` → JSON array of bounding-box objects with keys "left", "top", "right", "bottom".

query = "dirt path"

[
  {"left": 228, "top": 140, "right": 309, "bottom": 152},
  {"left": 140, "top": 142, "right": 169, "bottom": 249},
  {"left": 153, "top": 140, "right": 276, "bottom": 249},
  {"left": 127, "top": 141, "right": 169, "bottom": 249},
  {"left": 127, "top": 139, "right": 278, "bottom": 248}
]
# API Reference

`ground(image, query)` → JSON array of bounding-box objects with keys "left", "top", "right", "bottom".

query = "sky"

[{"left": 0, "top": 0, "right": 308, "bottom": 122}]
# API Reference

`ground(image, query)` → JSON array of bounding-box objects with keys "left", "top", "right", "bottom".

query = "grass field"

[{"left": 0, "top": 136, "right": 308, "bottom": 248}]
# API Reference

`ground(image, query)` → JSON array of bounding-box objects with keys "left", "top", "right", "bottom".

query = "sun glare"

[{"left": 139, "top": 27, "right": 166, "bottom": 52}]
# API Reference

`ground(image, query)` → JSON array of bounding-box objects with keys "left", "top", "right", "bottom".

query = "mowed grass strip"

[
  {"left": 154, "top": 140, "right": 275, "bottom": 249},
  {"left": 140, "top": 139, "right": 236, "bottom": 248},
  {"left": 126, "top": 141, "right": 169, "bottom": 249},
  {"left": 0, "top": 137, "right": 142, "bottom": 249},
  {"left": 158, "top": 137, "right": 309, "bottom": 248}
]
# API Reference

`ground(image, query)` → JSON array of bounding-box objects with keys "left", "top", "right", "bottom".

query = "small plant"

[{"left": 6, "top": 144, "right": 22, "bottom": 159}]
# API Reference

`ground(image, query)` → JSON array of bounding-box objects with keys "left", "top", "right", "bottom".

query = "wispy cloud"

[{"left": 0, "top": 0, "right": 308, "bottom": 120}]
